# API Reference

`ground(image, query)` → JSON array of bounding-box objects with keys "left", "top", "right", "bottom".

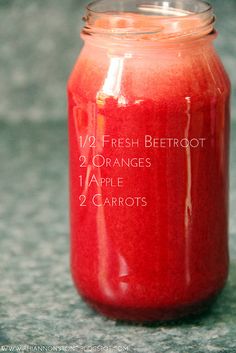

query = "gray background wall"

[{"left": 0, "top": 0, "right": 235, "bottom": 122}]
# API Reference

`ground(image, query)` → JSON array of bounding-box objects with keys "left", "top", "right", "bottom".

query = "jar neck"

[
  {"left": 82, "top": 35, "right": 216, "bottom": 58},
  {"left": 82, "top": 0, "right": 215, "bottom": 46}
]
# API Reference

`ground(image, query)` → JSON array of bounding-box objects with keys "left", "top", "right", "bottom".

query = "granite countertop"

[{"left": 0, "top": 1, "right": 236, "bottom": 352}]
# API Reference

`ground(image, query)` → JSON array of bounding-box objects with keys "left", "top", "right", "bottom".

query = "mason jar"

[{"left": 67, "top": 0, "right": 230, "bottom": 322}]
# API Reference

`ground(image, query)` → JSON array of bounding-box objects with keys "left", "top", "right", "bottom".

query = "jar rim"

[
  {"left": 87, "top": 0, "right": 212, "bottom": 18},
  {"left": 83, "top": 0, "right": 215, "bottom": 42}
]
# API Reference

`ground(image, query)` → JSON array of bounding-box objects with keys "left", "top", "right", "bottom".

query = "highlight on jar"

[{"left": 67, "top": 0, "right": 231, "bottom": 322}]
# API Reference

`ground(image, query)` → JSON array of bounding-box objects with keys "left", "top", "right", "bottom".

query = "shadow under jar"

[{"left": 67, "top": 0, "right": 230, "bottom": 322}]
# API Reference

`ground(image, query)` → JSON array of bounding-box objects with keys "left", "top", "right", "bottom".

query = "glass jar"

[{"left": 67, "top": 0, "right": 230, "bottom": 322}]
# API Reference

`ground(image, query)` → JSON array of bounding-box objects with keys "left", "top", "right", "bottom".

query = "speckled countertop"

[{"left": 0, "top": 1, "right": 236, "bottom": 352}]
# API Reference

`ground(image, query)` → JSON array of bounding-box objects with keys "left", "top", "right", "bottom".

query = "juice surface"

[{"left": 68, "top": 42, "right": 230, "bottom": 321}]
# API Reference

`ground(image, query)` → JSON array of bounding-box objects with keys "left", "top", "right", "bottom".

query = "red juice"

[{"left": 68, "top": 0, "right": 230, "bottom": 321}]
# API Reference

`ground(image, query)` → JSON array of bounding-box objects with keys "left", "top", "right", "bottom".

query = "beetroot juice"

[{"left": 68, "top": 0, "right": 230, "bottom": 321}]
